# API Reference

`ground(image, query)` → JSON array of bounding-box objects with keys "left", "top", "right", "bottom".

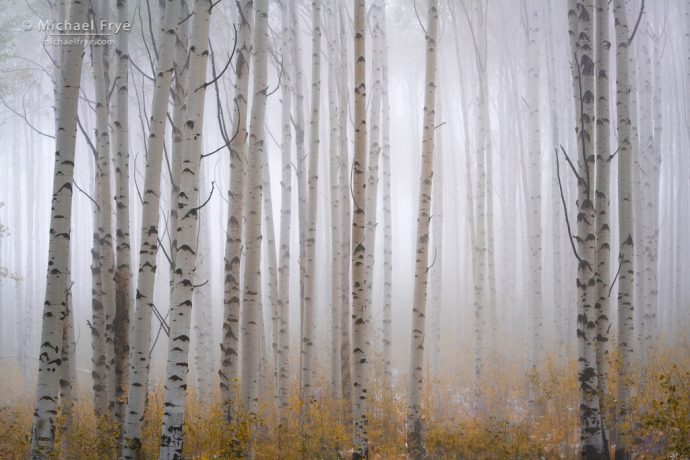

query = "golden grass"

[{"left": 0, "top": 345, "right": 688, "bottom": 459}]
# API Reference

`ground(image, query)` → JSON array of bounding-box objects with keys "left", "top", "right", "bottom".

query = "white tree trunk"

[
  {"left": 594, "top": 0, "right": 612, "bottom": 448},
  {"left": 112, "top": 0, "right": 132, "bottom": 425},
  {"left": 406, "top": 1, "right": 438, "bottom": 457},
  {"left": 158, "top": 1, "right": 212, "bottom": 457},
  {"left": 525, "top": 0, "right": 543, "bottom": 409},
  {"left": 326, "top": 0, "right": 342, "bottom": 401},
  {"left": 351, "top": 0, "right": 369, "bottom": 456},
  {"left": 300, "top": 0, "right": 322, "bottom": 406},
  {"left": 276, "top": 0, "right": 293, "bottom": 422},
  {"left": 380, "top": 0, "right": 393, "bottom": 391},
  {"left": 220, "top": 0, "right": 252, "bottom": 420},
  {"left": 613, "top": 1, "right": 635, "bottom": 458},
  {"left": 89, "top": 2, "right": 111, "bottom": 414},
  {"left": 241, "top": 0, "right": 269, "bottom": 419},
  {"left": 337, "top": 4, "right": 352, "bottom": 409},
  {"left": 569, "top": 1, "right": 606, "bottom": 456},
  {"left": 29, "top": 0, "right": 87, "bottom": 456},
  {"left": 123, "top": 2, "right": 181, "bottom": 455}
]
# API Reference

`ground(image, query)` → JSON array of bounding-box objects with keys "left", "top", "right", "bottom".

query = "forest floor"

[{"left": 1, "top": 346, "right": 688, "bottom": 459}]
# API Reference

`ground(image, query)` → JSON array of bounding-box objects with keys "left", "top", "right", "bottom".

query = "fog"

[{"left": 0, "top": 0, "right": 688, "bottom": 458}]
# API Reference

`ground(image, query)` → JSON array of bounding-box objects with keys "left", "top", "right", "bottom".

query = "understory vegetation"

[{"left": 2, "top": 346, "right": 688, "bottom": 459}]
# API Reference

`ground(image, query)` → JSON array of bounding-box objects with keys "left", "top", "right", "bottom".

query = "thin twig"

[{"left": 555, "top": 148, "right": 585, "bottom": 266}]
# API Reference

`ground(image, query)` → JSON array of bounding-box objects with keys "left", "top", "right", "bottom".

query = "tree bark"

[
  {"left": 29, "top": 0, "right": 88, "bottom": 456},
  {"left": 113, "top": 0, "right": 133, "bottom": 426},
  {"left": 613, "top": 1, "right": 635, "bottom": 458},
  {"left": 351, "top": 0, "right": 369, "bottom": 456},
  {"left": 241, "top": 0, "right": 269, "bottom": 419},
  {"left": 220, "top": 0, "right": 252, "bottom": 421},
  {"left": 569, "top": 1, "right": 607, "bottom": 456},
  {"left": 158, "top": 1, "right": 212, "bottom": 457},
  {"left": 301, "top": 0, "right": 322, "bottom": 406},
  {"left": 406, "top": 1, "right": 438, "bottom": 458}
]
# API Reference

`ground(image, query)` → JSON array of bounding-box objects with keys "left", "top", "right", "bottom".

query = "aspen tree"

[
  {"left": 276, "top": 0, "right": 293, "bottom": 421},
  {"left": 525, "top": 0, "right": 543, "bottom": 409},
  {"left": 380, "top": 0, "right": 393, "bottom": 390},
  {"left": 241, "top": 0, "right": 269, "bottom": 418},
  {"left": 301, "top": 0, "right": 322, "bottom": 405},
  {"left": 112, "top": 0, "right": 132, "bottom": 424},
  {"left": 337, "top": 4, "right": 352, "bottom": 409},
  {"left": 594, "top": 0, "right": 612, "bottom": 447},
  {"left": 326, "top": 0, "right": 342, "bottom": 401},
  {"left": 220, "top": 0, "right": 252, "bottom": 420},
  {"left": 29, "top": 0, "right": 88, "bottom": 456},
  {"left": 362, "top": 0, "right": 382, "bottom": 327},
  {"left": 613, "top": 1, "right": 635, "bottom": 458},
  {"left": 158, "top": 0, "right": 212, "bottom": 457},
  {"left": 568, "top": 0, "right": 607, "bottom": 456},
  {"left": 406, "top": 1, "right": 438, "bottom": 457},
  {"left": 123, "top": 2, "right": 182, "bottom": 455},
  {"left": 89, "top": 0, "right": 111, "bottom": 416},
  {"left": 351, "top": 0, "right": 369, "bottom": 456}
]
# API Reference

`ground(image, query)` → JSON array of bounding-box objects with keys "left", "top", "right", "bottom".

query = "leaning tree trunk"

[
  {"left": 113, "top": 0, "right": 132, "bottom": 426},
  {"left": 220, "top": 0, "right": 252, "bottom": 421},
  {"left": 613, "top": 1, "right": 635, "bottom": 458},
  {"left": 406, "top": 1, "right": 439, "bottom": 458},
  {"left": 351, "top": 0, "right": 369, "bottom": 456},
  {"left": 568, "top": 0, "right": 607, "bottom": 457},
  {"left": 241, "top": 0, "right": 269, "bottom": 420},
  {"left": 158, "top": 1, "right": 212, "bottom": 457},
  {"left": 122, "top": 1, "right": 182, "bottom": 456},
  {"left": 594, "top": 0, "right": 612, "bottom": 449},
  {"left": 29, "top": 0, "right": 88, "bottom": 456}
]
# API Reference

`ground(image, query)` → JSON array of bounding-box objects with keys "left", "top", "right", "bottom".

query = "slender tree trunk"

[
  {"left": 406, "top": 1, "right": 438, "bottom": 457},
  {"left": 351, "top": 0, "right": 369, "bottom": 457},
  {"left": 613, "top": 3, "right": 634, "bottom": 458},
  {"left": 594, "top": 0, "right": 612, "bottom": 449},
  {"left": 569, "top": 1, "right": 607, "bottom": 456},
  {"left": 525, "top": 0, "right": 543, "bottom": 409},
  {"left": 326, "top": 0, "right": 342, "bottom": 401},
  {"left": 380, "top": 0, "right": 393, "bottom": 391},
  {"left": 219, "top": 1, "right": 252, "bottom": 421},
  {"left": 362, "top": 0, "right": 382, "bottom": 337},
  {"left": 220, "top": 0, "right": 252, "bottom": 422},
  {"left": 301, "top": 0, "right": 322, "bottom": 406},
  {"left": 337, "top": 5, "right": 352, "bottom": 410},
  {"left": 276, "top": 0, "right": 293, "bottom": 422},
  {"left": 29, "top": 0, "right": 87, "bottom": 456},
  {"left": 89, "top": 0, "right": 111, "bottom": 414},
  {"left": 123, "top": 2, "right": 182, "bottom": 455},
  {"left": 158, "top": 1, "right": 212, "bottom": 457},
  {"left": 241, "top": 0, "right": 269, "bottom": 420},
  {"left": 113, "top": 0, "right": 132, "bottom": 425}
]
